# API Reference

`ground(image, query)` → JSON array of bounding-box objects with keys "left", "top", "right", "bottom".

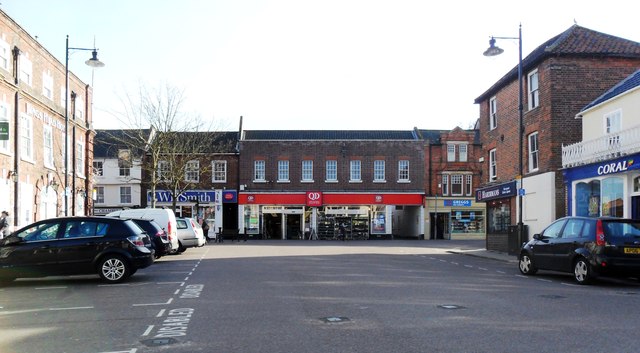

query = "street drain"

[
  {"left": 438, "top": 304, "right": 465, "bottom": 310},
  {"left": 539, "top": 294, "right": 566, "bottom": 299},
  {"left": 141, "top": 338, "right": 178, "bottom": 347},
  {"left": 320, "top": 316, "right": 350, "bottom": 323}
]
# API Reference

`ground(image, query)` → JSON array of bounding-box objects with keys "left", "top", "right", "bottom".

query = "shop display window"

[
  {"left": 450, "top": 210, "right": 484, "bottom": 234},
  {"left": 243, "top": 205, "right": 260, "bottom": 234},
  {"left": 575, "top": 177, "right": 624, "bottom": 218},
  {"left": 487, "top": 200, "right": 510, "bottom": 233}
]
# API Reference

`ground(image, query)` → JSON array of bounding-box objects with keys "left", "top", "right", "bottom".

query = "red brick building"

[
  {"left": 474, "top": 25, "right": 640, "bottom": 251},
  {"left": 238, "top": 130, "right": 425, "bottom": 239}
]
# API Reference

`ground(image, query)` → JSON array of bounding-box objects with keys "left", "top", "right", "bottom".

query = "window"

[
  {"left": 60, "top": 85, "right": 66, "bottom": 108},
  {"left": 465, "top": 174, "right": 473, "bottom": 196},
  {"left": 74, "top": 95, "right": 85, "bottom": 122},
  {"left": 605, "top": 110, "right": 622, "bottom": 148},
  {"left": 95, "top": 186, "right": 105, "bottom": 204},
  {"left": 93, "top": 161, "right": 103, "bottom": 176},
  {"left": 254, "top": 160, "right": 265, "bottom": 181},
  {"left": 76, "top": 135, "right": 85, "bottom": 177},
  {"left": 489, "top": 149, "right": 497, "bottom": 181},
  {"left": 528, "top": 132, "right": 539, "bottom": 172},
  {"left": 459, "top": 144, "right": 468, "bottom": 162},
  {"left": 118, "top": 149, "right": 131, "bottom": 177},
  {"left": 447, "top": 144, "right": 456, "bottom": 162},
  {"left": 350, "top": 160, "right": 361, "bottom": 182},
  {"left": 0, "top": 37, "right": 9, "bottom": 71},
  {"left": 157, "top": 160, "right": 170, "bottom": 181},
  {"left": 489, "top": 96, "right": 497, "bottom": 130},
  {"left": 441, "top": 174, "right": 449, "bottom": 195},
  {"left": 528, "top": 69, "right": 539, "bottom": 110},
  {"left": 43, "top": 126, "right": 54, "bottom": 169},
  {"left": 120, "top": 186, "right": 132, "bottom": 204},
  {"left": 302, "top": 160, "right": 313, "bottom": 182},
  {"left": 20, "top": 114, "right": 33, "bottom": 161},
  {"left": 0, "top": 101, "right": 10, "bottom": 154},
  {"left": 325, "top": 160, "right": 337, "bottom": 182},
  {"left": 212, "top": 160, "right": 227, "bottom": 182},
  {"left": 451, "top": 174, "right": 463, "bottom": 196},
  {"left": 374, "top": 160, "right": 385, "bottom": 182},
  {"left": 398, "top": 160, "right": 410, "bottom": 182},
  {"left": 278, "top": 160, "right": 289, "bottom": 182},
  {"left": 42, "top": 71, "right": 53, "bottom": 100},
  {"left": 19, "top": 54, "right": 32, "bottom": 86},
  {"left": 185, "top": 160, "right": 199, "bottom": 182}
]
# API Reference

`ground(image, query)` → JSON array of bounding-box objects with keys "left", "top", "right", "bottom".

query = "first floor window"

[
  {"left": 374, "top": 160, "right": 385, "bottom": 181},
  {"left": 118, "top": 150, "right": 131, "bottom": 177},
  {"left": 441, "top": 174, "right": 449, "bottom": 195},
  {"left": 278, "top": 160, "right": 289, "bottom": 181},
  {"left": 185, "top": 160, "right": 199, "bottom": 182},
  {"left": 43, "top": 126, "right": 54, "bottom": 168},
  {"left": 398, "top": 160, "right": 410, "bottom": 182},
  {"left": 212, "top": 160, "right": 227, "bottom": 182},
  {"left": 95, "top": 186, "right": 105, "bottom": 204},
  {"left": 465, "top": 175, "right": 473, "bottom": 196},
  {"left": 76, "top": 135, "right": 85, "bottom": 177},
  {"left": 254, "top": 160, "right": 265, "bottom": 181},
  {"left": 120, "top": 186, "right": 132, "bottom": 204},
  {"left": 157, "top": 160, "right": 170, "bottom": 181},
  {"left": 302, "top": 160, "right": 313, "bottom": 181},
  {"left": 447, "top": 144, "right": 456, "bottom": 161},
  {"left": 451, "top": 174, "right": 463, "bottom": 196},
  {"left": 528, "top": 132, "right": 539, "bottom": 172},
  {"left": 326, "top": 160, "right": 337, "bottom": 181},
  {"left": 350, "top": 160, "right": 361, "bottom": 182},
  {"left": 489, "top": 149, "right": 497, "bottom": 181},
  {"left": 20, "top": 114, "right": 33, "bottom": 160}
]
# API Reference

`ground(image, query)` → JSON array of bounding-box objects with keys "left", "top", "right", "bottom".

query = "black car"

[
  {"left": 0, "top": 216, "right": 154, "bottom": 284},
  {"left": 131, "top": 218, "right": 172, "bottom": 258},
  {"left": 519, "top": 216, "right": 640, "bottom": 284}
]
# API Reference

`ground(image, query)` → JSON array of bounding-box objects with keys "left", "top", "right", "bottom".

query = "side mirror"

[
  {"left": 533, "top": 233, "right": 544, "bottom": 240},
  {"left": 2, "top": 235, "right": 22, "bottom": 246}
]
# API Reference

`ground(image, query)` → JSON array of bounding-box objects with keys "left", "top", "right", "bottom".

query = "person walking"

[
  {"left": 0, "top": 211, "right": 10, "bottom": 239},
  {"left": 201, "top": 218, "right": 210, "bottom": 241}
]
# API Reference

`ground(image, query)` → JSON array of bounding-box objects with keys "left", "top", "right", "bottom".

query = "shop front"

[
  {"left": 238, "top": 192, "right": 424, "bottom": 240},
  {"left": 564, "top": 153, "right": 640, "bottom": 219},
  {"left": 476, "top": 181, "right": 517, "bottom": 252},
  {"left": 425, "top": 198, "right": 485, "bottom": 240}
]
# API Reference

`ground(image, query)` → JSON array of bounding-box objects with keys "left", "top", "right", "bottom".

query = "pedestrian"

[
  {"left": 0, "top": 211, "right": 10, "bottom": 239},
  {"left": 339, "top": 222, "right": 346, "bottom": 241},
  {"left": 201, "top": 218, "right": 210, "bottom": 241}
]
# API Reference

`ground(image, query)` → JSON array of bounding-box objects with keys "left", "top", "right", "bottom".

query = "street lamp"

[
  {"left": 483, "top": 24, "right": 525, "bottom": 243},
  {"left": 64, "top": 35, "right": 104, "bottom": 216}
]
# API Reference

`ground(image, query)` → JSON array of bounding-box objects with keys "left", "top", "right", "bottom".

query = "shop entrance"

[
  {"left": 632, "top": 196, "right": 640, "bottom": 219},
  {"left": 286, "top": 214, "right": 302, "bottom": 239},
  {"left": 430, "top": 213, "right": 449, "bottom": 240},
  {"left": 263, "top": 213, "right": 282, "bottom": 239}
]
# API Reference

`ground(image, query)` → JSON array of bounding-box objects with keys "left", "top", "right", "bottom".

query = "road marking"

[
  {"left": 35, "top": 286, "right": 67, "bottom": 290},
  {"left": 157, "top": 281, "right": 185, "bottom": 286},
  {"left": 99, "top": 349, "right": 137, "bottom": 353},
  {"left": 464, "top": 265, "right": 474, "bottom": 268},
  {"left": 537, "top": 278, "right": 553, "bottom": 283},
  {"left": 496, "top": 270, "right": 506, "bottom": 274},
  {"left": 157, "top": 309, "right": 166, "bottom": 317},
  {"left": 174, "top": 289, "right": 180, "bottom": 295},
  {"left": 450, "top": 262, "right": 459, "bottom": 265},
  {"left": 142, "top": 325, "right": 154, "bottom": 336},
  {"left": 133, "top": 298, "right": 173, "bottom": 307},
  {"left": 49, "top": 306, "right": 94, "bottom": 311},
  {"left": 479, "top": 267, "right": 488, "bottom": 271}
]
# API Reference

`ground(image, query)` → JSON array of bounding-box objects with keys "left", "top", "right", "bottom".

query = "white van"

[{"left": 107, "top": 208, "right": 179, "bottom": 252}]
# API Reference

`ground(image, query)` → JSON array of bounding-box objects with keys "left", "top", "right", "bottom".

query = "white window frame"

[
  {"left": 43, "top": 125, "right": 54, "bottom": 169},
  {"left": 118, "top": 149, "right": 131, "bottom": 177},
  {"left": 277, "top": 160, "right": 290, "bottom": 182},
  {"left": 120, "top": 186, "right": 132, "bottom": 204},
  {"left": 185, "top": 160, "right": 199, "bottom": 182},
  {"left": 528, "top": 132, "right": 539, "bottom": 173},
  {"left": 95, "top": 186, "right": 105, "bottom": 204},
  {"left": 528, "top": 69, "right": 539, "bottom": 110},
  {"left": 157, "top": 160, "right": 170, "bottom": 181},
  {"left": 373, "top": 160, "right": 385, "bottom": 182},
  {"left": 604, "top": 109, "right": 622, "bottom": 148},
  {"left": 20, "top": 114, "right": 33, "bottom": 162},
  {"left": 325, "top": 160, "right": 337, "bottom": 182},
  {"left": 350, "top": 160, "right": 362, "bottom": 182},
  {"left": 0, "top": 101, "right": 10, "bottom": 154},
  {"left": 459, "top": 144, "right": 468, "bottom": 162},
  {"left": 442, "top": 174, "right": 449, "bottom": 196},
  {"left": 398, "top": 160, "right": 410, "bottom": 182},
  {"left": 76, "top": 135, "right": 85, "bottom": 177},
  {"left": 74, "top": 95, "right": 85, "bottom": 122},
  {"left": 42, "top": 71, "right": 54, "bottom": 100},
  {"left": 93, "top": 161, "right": 103, "bottom": 176},
  {"left": 489, "top": 149, "right": 497, "bottom": 182},
  {"left": 212, "top": 160, "right": 227, "bottom": 183},
  {"left": 451, "top": 174, "right": 464, "bottom": 196},
  {"left": 19, "top": 54, "right": 32, "bottom": 86},
  {"left": 254, "top": 160, "right": 265, "bottom": 181},
  {"left": 465, "top": 174, "right": 473, "bottom": 196},
  {"left": 489, "top": 96, "right": 497, "bottom": 130},
  {"left": 0, "top": 36, "right": 9, "bottom": 71},
  {"left": 301, "top": 160, "right": 313, "bottom": 182},
  {"left": 447, "top": 144, "right": 456, "bottom": 162}
]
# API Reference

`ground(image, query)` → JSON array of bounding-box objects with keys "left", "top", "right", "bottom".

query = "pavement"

[{"left": 426, "top": 238, "right": 519, "bottom": 263}]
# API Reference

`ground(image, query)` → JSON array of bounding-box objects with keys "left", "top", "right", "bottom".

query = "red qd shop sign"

[{"left": 306, "top": 191, "right": 323, "bottom": 206}]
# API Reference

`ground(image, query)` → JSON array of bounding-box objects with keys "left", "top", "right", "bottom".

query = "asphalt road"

[{"left": 1, "top": 240, "right": 639, "bottom": 353}]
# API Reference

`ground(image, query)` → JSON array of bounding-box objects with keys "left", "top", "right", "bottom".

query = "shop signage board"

[
  {"left": 475, "top": 181, "right": 517, "bottom": 202},
  {"left": 150, "top": 190, "right": 216, "bottom": 203},
  {"left": 0, "top": 122, "right": 8, "bottom": 140},
  {"left": 563, "top": 153, "right": 640, "bottom": 182},
  {"left": 306, "top": 191, "right": 323, "bottom": 206},
  {"left": 444, "top": 199, "right": 472, "bottom": 207}
]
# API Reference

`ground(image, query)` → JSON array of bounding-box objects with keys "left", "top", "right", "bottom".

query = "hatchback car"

[
  {"left": 175, "top": 217, "right": 206, "bottom": 253},
  {"left": 130, "top": 218, "right": 172, "bottom": 258},
  {"left": 0, "top": 216, "right": 154, "bottom": 284},
  {"left": 518, "top": 217, "right": 640, "bottom": 284}
]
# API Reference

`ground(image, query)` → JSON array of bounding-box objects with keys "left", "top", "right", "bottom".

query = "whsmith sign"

[{"left": 149, "top": 190, "right": 215, "bottom": 203}]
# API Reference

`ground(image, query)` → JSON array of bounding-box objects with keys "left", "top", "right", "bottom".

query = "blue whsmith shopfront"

[{"left": 563, "top": 153, "right": 640, "bottom": 219}]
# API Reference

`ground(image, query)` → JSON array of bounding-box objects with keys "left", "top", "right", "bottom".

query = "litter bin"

[{"left": 507, "top": 224, "right": 528, "bottom": 256}]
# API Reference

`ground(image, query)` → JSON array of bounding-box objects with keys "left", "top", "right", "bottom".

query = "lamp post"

[
  {"left": 483, "top": 24, "right": 525, "bottom": 243},
  {"left": 64, "top": 35, "right": 104, "bottom": 216}
]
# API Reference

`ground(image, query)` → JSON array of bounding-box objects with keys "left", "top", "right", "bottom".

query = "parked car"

[
  {"left": 518, "top": 216, "right": 640, "bottom": 284},
  {"left": 175, "top": 217, "right": 206, "bottom": 252},
  {"left": 0, "top": 216, "right": 154, "bottom": 284},
  {"left": 107, "top": 208, "right": 179, "bottom": 252},
  {"left": 130, "top": 218, "right": 172, "bottom": 258}
]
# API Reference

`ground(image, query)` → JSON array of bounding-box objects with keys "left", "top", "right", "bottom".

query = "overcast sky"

[{"left": 2, "top": 0, "right": 639, "bottom": 132}]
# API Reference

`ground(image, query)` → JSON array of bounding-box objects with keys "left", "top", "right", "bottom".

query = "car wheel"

[
  {"left": 98, "top": 255, "right": 131, "bottom": 283},
  {"left": 177, "top": 242, "right": 187, "bottom": 253},
  {"left": 574, "top": 258, "right": 594, "bottom": 285},
  {"left": 519, "top": 253, "right": 537, "bottom": 275}
]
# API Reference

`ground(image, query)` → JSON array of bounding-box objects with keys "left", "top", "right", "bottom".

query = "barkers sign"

[
  {"left": 475, "top": 181, "right": 517, "bottom": 202},
  {"left": 306, "top": 191, "right": 323, "bottom": 206}
]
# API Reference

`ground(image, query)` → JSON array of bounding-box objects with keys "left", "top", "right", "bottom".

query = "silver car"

[{"left": 175, "top": 218, "right": 206, "bottom": 252}]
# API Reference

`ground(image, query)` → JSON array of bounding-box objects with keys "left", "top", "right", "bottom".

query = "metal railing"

[{"left": 562, "top": 124, "right": 640, "bottom": 168}]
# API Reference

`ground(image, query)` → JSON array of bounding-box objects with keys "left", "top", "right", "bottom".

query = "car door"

[
  {"left": 531, "top": 219, "right": 567, "bottom": 270},
  {"left": 553, "top": 218, "right": 587, "bottom": 272},
  {"left": 56, "top": 220, "right": 109, "bottom": 274},
  {"left": 0, "top": 221, "right": 62, "bottom": 276}
]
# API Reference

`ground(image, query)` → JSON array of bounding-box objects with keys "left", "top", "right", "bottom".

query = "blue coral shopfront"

[{"left": 563, "top": 153, "right": 640, "bottom": 219}]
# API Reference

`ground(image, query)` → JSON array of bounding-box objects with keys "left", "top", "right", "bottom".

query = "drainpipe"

[{"left": 12, "top": 46, "right": 20, "bottom": 227}]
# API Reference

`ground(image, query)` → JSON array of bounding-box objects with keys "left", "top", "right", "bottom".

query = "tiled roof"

[
  {"left": 242, "top": 130, "right": 419, "bottom": 140},
  {"left": 580, "top": 68, "right": 640, "bottom": 112},
  {"left": 475, "top": 25, "right": 640, "bottom": 103},
  {"left": 94, "top": 129, "right": 152, "bottom": 158},
  {"left": 159, "top": 131, "right": 239, "bottom": 153}
]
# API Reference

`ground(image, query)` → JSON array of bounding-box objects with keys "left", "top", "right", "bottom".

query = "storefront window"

[
  {"left": 243, "top": 205, "right": 260, "bottom": 234},
  {"left": 371, "top": 205, "right": 386, "bottom": 234},
  {"left": 487, "top": 200, "right": 510, "bottom": 233},
  {"left": 575, "top": 180, "right": 600, "bottom": 217},
  {"left": 634, "top": 175, "right": 640, "bottom": 193},
  {"left": 602, "top": 177, "right": 624, "bottom": 217},
  {"left": 450, "top": 210, "right": 484, "bottom": 234}
]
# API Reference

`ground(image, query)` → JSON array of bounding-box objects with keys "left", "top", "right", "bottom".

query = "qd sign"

[{"left": 306, "top": 191, "right": 323, "bottom": 207}]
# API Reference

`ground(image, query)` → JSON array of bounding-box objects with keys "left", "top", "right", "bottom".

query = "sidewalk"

[{"left": 428, "top": 239, "right": 519, "bottom": 263}]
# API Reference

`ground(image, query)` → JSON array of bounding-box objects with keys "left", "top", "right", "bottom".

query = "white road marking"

[{"left": 49, "top": 306, "right": 93, "bottom": 311}]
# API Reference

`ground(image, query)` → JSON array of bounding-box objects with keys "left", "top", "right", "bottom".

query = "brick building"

[
  {"left": 0, "top": 10, "right": 95, "bottom": 229},
  {"left": 419, "top": 127, "right": 484, "bottom": 240},
  {"left": 238, "top": 130, "right": 425, "bottom": 239},
  {"left": 474, "top": 25, "right": 640, "bottom": 251}
]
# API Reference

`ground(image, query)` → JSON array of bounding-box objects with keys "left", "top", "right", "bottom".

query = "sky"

[{"left": 2, "top": 0, "right": 639, "bottom": 132}]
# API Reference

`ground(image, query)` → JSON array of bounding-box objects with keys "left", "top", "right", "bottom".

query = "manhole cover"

[
  {"left": 539, "top": 294, "right": 566, "bottom": 299},
  {"left": 438, "top": 304, "right": 465, "bottom": 310},
  {"left": 141, "top": 338, "right": 178, "bottom": 347},
  {"left": 320, "top": 316, "right": 350, "bottom": 323}
]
